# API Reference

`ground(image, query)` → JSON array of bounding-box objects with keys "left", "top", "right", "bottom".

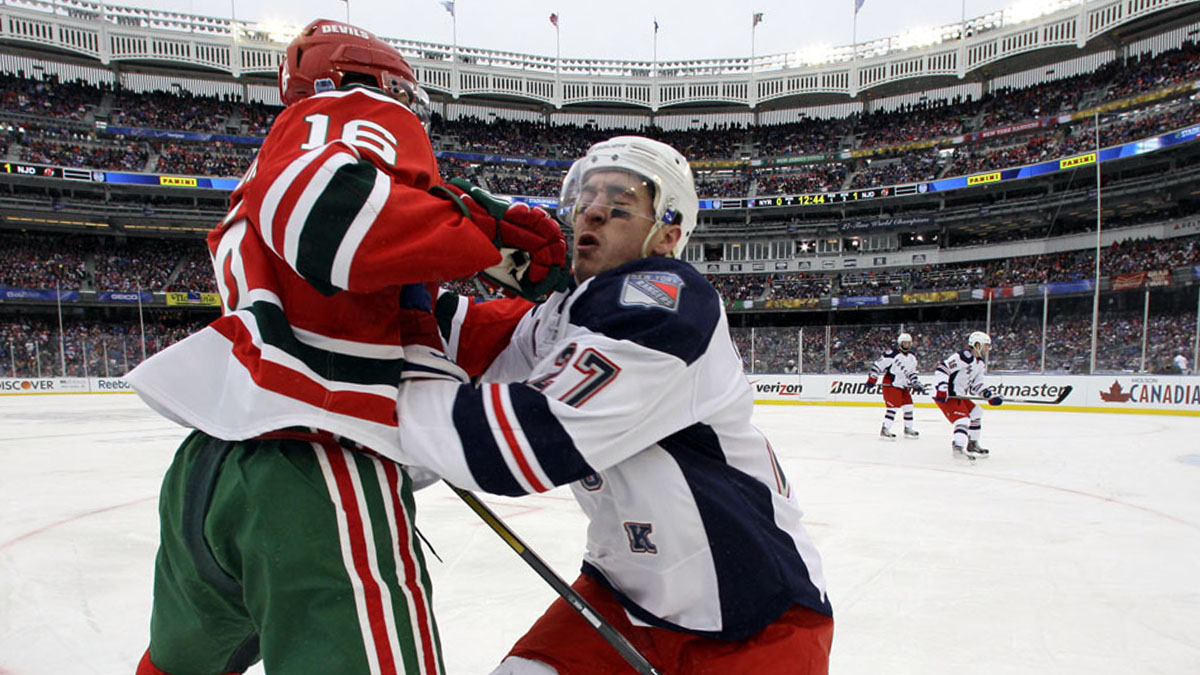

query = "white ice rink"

[{"left": 2, "top": 394, "right": 1199, "bottom": 674}]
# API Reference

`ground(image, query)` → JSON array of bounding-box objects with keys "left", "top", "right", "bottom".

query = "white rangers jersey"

[
  {"left": 392, "top": 257, "right": 831, "bottom": 640},
  {"left": 933, "top": 348, "right": 989, "bottom": 398},
  {"left": 869, "top": 348, "right": 920, "bottom": 388}
]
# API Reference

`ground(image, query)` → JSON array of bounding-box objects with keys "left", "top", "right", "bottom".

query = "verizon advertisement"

[{"left": 748, "top": 373, "right": 1200, "bottom": 415}]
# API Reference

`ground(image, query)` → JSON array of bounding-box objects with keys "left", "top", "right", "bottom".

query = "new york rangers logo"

[{"left": 620, "top": 272, "right": 684, "bottom": 311}]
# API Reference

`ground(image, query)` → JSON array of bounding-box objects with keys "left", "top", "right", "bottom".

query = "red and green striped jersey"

[{"left": 128, "top": 86, "right": 502, "bottom": 454}]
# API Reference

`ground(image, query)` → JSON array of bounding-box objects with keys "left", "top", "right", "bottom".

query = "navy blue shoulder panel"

[
  {"left": 958, "top": 349, "right": 976, "bottom": 363},
  {"left": 569, "top": 258, "right": 720, "bottom": 366}
]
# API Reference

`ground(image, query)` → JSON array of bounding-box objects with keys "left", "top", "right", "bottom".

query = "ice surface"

[{"left": 2, "top": 395, "right": 1198, "bottom": 674}]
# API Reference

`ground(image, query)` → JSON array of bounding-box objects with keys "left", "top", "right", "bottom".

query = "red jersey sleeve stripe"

[{"left": 488, "top": 383, "right": 549, "bottom": 493}]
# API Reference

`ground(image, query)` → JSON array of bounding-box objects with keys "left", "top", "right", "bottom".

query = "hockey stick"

[
  {"left": 446, "top": 482, "right": 662, "bottom": 675},
  {"left": 963, "top": 385, "right": 1073, "bottom": 405}
]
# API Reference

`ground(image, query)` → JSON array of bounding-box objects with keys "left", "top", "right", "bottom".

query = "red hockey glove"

[
  {"left": 433, "top": 179, "right": 569, "bottom": 301},
  {"left": 933, "top": 384, "right": 948, "bottom": 403},
  {"left": 866, "top": 376, "right": 877, "bottom": 386}
]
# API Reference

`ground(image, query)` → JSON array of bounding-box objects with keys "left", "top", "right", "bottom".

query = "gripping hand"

[
  {"left": 933, "top": 384, "right": 948, "bottom": 403},
  {"left": 866, "top": 376, "right": 878, "bottom": 386},
  {"left": 436, "top": 178, "right": 569, "bottom": 301},
  {"left": 982, "top": 388, "right": 1003, "bottom": 406}
]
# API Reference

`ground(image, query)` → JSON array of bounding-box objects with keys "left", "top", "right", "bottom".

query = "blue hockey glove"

[{"left": 982, "top": 388, "right": 1003, "bottom": 406}]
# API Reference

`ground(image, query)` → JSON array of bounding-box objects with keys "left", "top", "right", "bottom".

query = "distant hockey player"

[
  {"left": 392, "top": 137, "right": 833, "bottom": 674},
  {"left": 125, "top": 19, "right": 566, "bottom": 675},
  {"left": 932, "top": 331, "right": 1003, "bottom": 460},
  {"left": 867, "top": 332, "right": 924, "bottom": 439},
  {"left": 1174, "top": 353, "right": 1189, "bottom": 374}
]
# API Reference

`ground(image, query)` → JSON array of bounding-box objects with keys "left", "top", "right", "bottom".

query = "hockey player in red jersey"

[
  {"left": 392, "top": 137, "right": 833, "bottom": 674},
  {"left": 932, "top": 331, "right": 1003, "bottom": 460},
  {"left": 867, "top": 332, "right": 924, "bottom": 439},
  {"left": 127, "top": 19, "right": 566, "bottom": 675}
]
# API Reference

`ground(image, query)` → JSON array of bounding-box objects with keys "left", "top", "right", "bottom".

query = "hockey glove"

[
  {"left": 397, "top": 306, "right": 469, "bottom": 384},
  {"left": 910, "top": 380, "right": 929, "bottom": 395},
  {"left": 982, "top": 388, "right": 1003, "bottom": 406},
  {"left": 433, "top": 179, "right": 570, "bottom": 301},
  {"left": 933, "top": 384, "right": 948, "bottom": 403},
  {"left": 866, "top": 376, "right": 878, "bottom": 386}
]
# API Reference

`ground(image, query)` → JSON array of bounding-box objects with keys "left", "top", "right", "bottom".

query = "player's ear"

[{"left": 649, "top": 224, "right": 681, "bottom": 257}]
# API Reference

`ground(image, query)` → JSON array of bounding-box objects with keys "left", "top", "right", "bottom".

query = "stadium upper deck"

[{"left": 2, "top": 0, "right": 1200, "bottom": 112}]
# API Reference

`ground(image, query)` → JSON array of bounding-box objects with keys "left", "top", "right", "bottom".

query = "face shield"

[{"left": 557, "top": 163, "right": 660, "bottom": 230}]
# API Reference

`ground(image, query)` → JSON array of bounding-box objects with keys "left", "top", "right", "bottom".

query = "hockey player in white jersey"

[
  {"left": 867, "top": 332, "right": 924, "bottom": 439},
  {"left": 392, "top": 136, "right": 833, "bottom": 674},
  {"left": 932, "top": 331, "right": 1003, "bottom": 459}
]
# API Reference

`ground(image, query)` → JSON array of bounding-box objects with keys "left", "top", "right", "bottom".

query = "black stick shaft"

[
  {"left": 446, "top": 483, "right": 661, "bottom": 675},
  {"left": 962, "top": 385, "right": 1073, "bottom": 405}
]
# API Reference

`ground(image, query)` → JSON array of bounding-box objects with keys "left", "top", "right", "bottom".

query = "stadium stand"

[{"left": 2, "top": 1, "right": 1199, "bottom": 379}]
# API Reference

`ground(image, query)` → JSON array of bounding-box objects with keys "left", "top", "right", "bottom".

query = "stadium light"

[
  {"left": 898, "top": 26, "right": 944, "bottom": 51},
  {"left": 1004, "top": 0, "right": 1072, "bottom": 26},
  {"left": 258, "top": 18, "right": 301, "bottom": 44},
  {"left": 794, "top": 44, "right": 836, "bottom": 67}
]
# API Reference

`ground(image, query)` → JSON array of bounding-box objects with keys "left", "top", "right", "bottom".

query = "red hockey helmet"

[{"left": 278, "top": 19, "right": 428, "bottom": 120}]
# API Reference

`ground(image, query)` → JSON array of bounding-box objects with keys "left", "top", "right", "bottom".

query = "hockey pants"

[{"left": 139, "top": 431, "right": 443, "bottom": 675}]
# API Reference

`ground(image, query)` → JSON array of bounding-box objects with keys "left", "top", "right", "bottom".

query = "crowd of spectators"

[
  {"left": 0, "top": 72, "right": 103, "bottom": 121},
  {"left": 0, "top": 315, "right": 210, "bottom": 378},
  {"left": 728, "top": 308, "right": 1197, "bottom": 375},
  {"left": 705, "top": 234, "right": 1200, "bottom": 303},
  {"left": 154, "top": 141, "right": 256, "bottom": 177},
  {"left": 109, "top": 88, "right": 240, "bottom": 132},
  {"left": 0, "top": 232, "right": 89, "bottom": 289},
  {"left": 755, "top": 164, "right": 847, "bottom": 195},
  {"left": 91, "top": 238, "right": 208, "bottom": 292},
  {"left": 2, "top": 38, "right": 1199, "bottom": 195}
]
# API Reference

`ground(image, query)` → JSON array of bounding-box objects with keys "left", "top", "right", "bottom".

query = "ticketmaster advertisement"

[{"left": 747, "top": 373, "right": 1200, "bottom": 415}]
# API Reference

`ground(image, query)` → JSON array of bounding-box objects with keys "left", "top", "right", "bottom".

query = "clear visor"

[
  {"left": 382, "top": 73, "right": 432, "bottom": 130},
  {"left": 557, "top": 162, "right": 658, "bottom": 228}
]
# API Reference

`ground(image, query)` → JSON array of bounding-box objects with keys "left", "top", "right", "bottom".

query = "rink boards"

[
  {"left": 2, "top": 374, "right": 1199, "bottom": 415},
  {"left": 749, "top": 373, "right": 1200, "bottom": 416}
]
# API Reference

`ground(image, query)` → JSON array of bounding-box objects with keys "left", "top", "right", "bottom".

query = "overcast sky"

[{"left": 113, "top": 0, "right": 1024, "bottom": 62}]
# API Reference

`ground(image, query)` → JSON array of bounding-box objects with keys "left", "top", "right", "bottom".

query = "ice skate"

[
  {"left": 967, "top": 440, "right": 990, "bottom": 458},
  {"left": 880, "top": 425, "right": 896, "bottom": 440},
  {"left": 903, "top": 427, "right": 920, "bottom": 439},
  {"left": 952, "top": 442, "right": 975, "bottom": 461}
]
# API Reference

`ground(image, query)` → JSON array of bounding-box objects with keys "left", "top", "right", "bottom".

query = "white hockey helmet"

[
  {"left": 968, "top": 331, "right": 991, "bottom": 355},
  {"left": 897, "top": 332, "right": 913, "bottom": 351},
  {"left": 557, "top": 135, "right": 699, "bottom": 259}
]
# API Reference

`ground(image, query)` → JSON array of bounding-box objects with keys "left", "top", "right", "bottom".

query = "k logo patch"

[{"left": 620, "top": 272, "right": 684, "bottom": 311}]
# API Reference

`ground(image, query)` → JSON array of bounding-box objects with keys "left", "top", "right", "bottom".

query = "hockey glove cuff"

[
  {"left": 434, "top": 179, "right": 570, "bottom": 301},
  {"left": 933, "top": 385, "right": 948, "bottom": 403},
  {"left": 982, "top": 388, "right": 1003, "bottom": 406}
]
